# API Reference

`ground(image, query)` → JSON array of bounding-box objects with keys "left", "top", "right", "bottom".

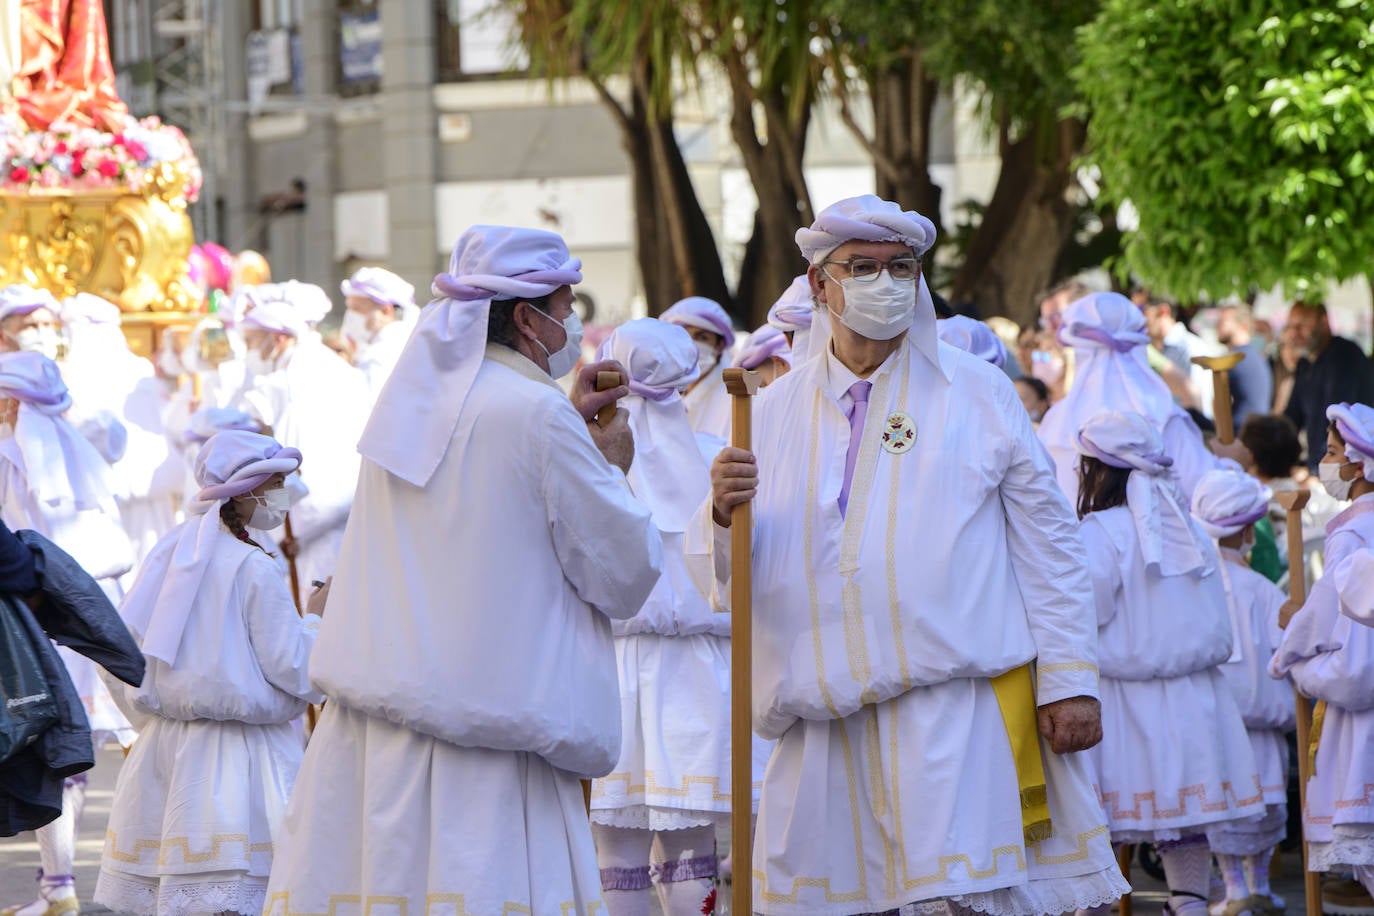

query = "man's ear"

[
  {"left": 806, "top": 264, "right": 827, "bottom": 309},
  {"left": 511, "top": 301, "right": 540, "bottom": 343}
]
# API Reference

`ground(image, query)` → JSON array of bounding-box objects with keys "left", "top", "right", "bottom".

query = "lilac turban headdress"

[
  {"left": 1191, "top": 468, "right": 1272, "bottom": 539},
  {"left": 937, "top": 315, "right": 1009, "bottom": 369},
  {"left": 661, "top": 297, "right": 736, "bottom": 350},
  {"left": 1328, "top": 402, "right": 1374, "bottom": 482},
  {"left": 358, "top": 225, "right": 583, "bottom": 487}
]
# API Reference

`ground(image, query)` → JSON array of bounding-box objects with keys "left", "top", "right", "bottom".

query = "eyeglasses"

[{"left": 821, "top": 257, "right": 921, "bottom": 283}]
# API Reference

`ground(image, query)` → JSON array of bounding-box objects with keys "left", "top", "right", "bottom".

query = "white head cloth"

[
  {"left": 1191, "top": 468, "right": 1273, "bottom": 539},
  {"left": 767, "top": 276, "right": 813, "bottom": 332},
  {"left": 0, "top": 351, "right": 113, "bottom": 511},
  {"left": 1327, "top": 402, "right": 1374, "bottom": 482},
  {"left": 241, "top": 296, "right": 310, "bottom": 339},
  {"left": 795, "top": 195, "right": 942, "bottom": 374},
  {"left": 238, "top": 281, "right": 333, "bottom": 329},
  {"left": 661, "top": 297, "right": 736, "bottom": 349},
  {"left": 734, "top": 324, "right": 791, "bottom": 370},
  {"left": 183, "top": 406, "right": 260, "bottom": 446},
  {"left": 60, "top": 292, "right": 147, "bottom": 388},
  {"left": 1039, "top": 291, "right": 1177, "bottom": 454},
  {"left": 358, "top": 225, "right": 583, "bottom": 487},
  {"left": 342, "top": 267, "right": 417, "bottom": 317},
  {"left": 597, "top": 318, "right": 707, "bottom": 532},
  {"left": 122, "top": 429, "right": 302, "bottom": 666},
  {"left": 937, "top": 315, "right": 1009, "bottom": 369},
  {"left": 0, "top": 285, "right": 59, "bottom": 323},
  {"left": 1077, "top": 410, "right": 1212, "bottom": 577}
]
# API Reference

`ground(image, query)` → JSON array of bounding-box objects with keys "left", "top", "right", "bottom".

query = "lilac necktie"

[{"left": 838, "top": 380, "right": 871, "bottom": 517}]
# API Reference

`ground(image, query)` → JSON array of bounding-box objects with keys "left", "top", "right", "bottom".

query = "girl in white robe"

[
  {"left": 1075, "top": 411, "right": 1263, "bottom": 916},
  {"left": 93, "top": 430, "right": 324, "bottom": 916},
  {"left": 0, "top": 351, "right": 136, "bottom": 916},
  {"left": 590, "top": 319, "right": 727, "bottom": 916},
  {"left": 1191, "top": 470, "right": 1294, "bottom": 914},
  {"left": 1271, "top": 402, "right": 1374, "bottom": 894}
]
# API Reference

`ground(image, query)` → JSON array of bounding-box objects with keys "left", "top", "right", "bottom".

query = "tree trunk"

[
  {"left": 949, "top": 117, "right": 1085, "bottom": 325},
  {"left": 869, "top": 54, "right": 942, "bottom": 232},
  {"left": 593, "top": 60, "right": 731, "bottom": 317},
  {"left": 723, "top": 48, "right": 814, "bottom": 328}
]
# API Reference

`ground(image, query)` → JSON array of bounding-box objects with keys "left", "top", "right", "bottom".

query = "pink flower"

[
  {"left": 8, "top": 165, "right": 28, "bottom": 182},
  {"left": 96, "top": 158, "right": 120, "bottom": 179},
  {"left": 124, "top": 139, "right": 148, "bottom": 161}
]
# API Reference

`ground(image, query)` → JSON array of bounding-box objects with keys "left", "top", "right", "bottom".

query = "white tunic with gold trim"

[
  {"left": 264, "top": 346, "right": 663, "bottom": 916},
  {"left": 685, "top": 340, "right": 1127, "bottom": 916}
]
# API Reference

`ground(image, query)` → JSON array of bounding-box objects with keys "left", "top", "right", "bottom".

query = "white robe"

[
  {"left": 265, "top": 344, "right": 663, "bottom": 916},
  {"left": 353, "top": 319, "right": 410, "bottom": 403},
  {"left": 1271, "top": 494, "right": 1374, "bottom": 871},
  {"left": 1204, "top": 548, "right": 1294, "bottom": 855},
  {"left": 685, "top": 339, "right": 1126, "bottom": 916},
  {"left": 239, "top": 338, "right": 369, "bottom": 601},
  {"left": 683, "top": 359, "right": 732, "bottom": 441},
  {"left": 95, "top": 525, "right": 321, "bottom": 916},
  {"left": 1081, "top": 505, "right": 1263, "bottom": 842},
  {"left": 0, "top": 430, "right": 136, "bottom": 745}
]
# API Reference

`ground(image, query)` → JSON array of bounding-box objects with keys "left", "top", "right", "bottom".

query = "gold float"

[{"left": 0, "top": 160, "right": 200, "bottom": 357}]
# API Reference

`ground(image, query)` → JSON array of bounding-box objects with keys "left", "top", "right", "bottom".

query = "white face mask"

[
  {"left": 1319, "top": 460, "right": 1356, "bottom": 501},
  {"left": 341, "top": 310, "right": 373, "bottom": 349},
  {"left": 531, "top": 306, "right": 583, "bottom": 379},
  {"left": 245, "top": 346, "right": 277, "bottom": 378},
  {"left": 828, "top": 272, "right": 916, "bottom": 341},
  {"left": 695, "top": 340, "right": 720, "bottom": 375},
  {"left": 243, "top": 487, "right": 291, "bottom": 530},
  {"left": 0, "top": 422, "right": 12, "bottom": 441},
  {"left": 15, "top": 327, "right": 60, "bottom": 360}
]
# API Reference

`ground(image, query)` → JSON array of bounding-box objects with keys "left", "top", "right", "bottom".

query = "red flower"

[
  {"left": 96, "top": 158, "right": 120, "bottom": 178},
  {"left": 700, "top": 888, "right": 717, "bottom": 915},
  {"left": 111, "top": 133, "right": 126, "bottom": 148},
  {"left": 8, "top": 165, "right": 29, "bottom": 182},
  {"left": 70, "top": 150, "right": 85, "bottom": 176},
  {"left": 53, "top": 141, "right": 68, "bottom": 155},
  {"left": 124, "top": 139, "right": 148, "bottom": 161}
]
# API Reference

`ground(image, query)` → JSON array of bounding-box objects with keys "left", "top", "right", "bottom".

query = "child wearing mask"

[{"left": 94, "top": 430, "right": 326, "bottom": 916}]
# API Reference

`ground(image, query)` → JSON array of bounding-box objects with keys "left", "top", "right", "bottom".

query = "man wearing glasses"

[{"left": 689, "top": 195, "right": 1125, "bottom": 916}]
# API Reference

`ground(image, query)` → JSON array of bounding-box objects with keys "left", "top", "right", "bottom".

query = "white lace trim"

[
  {"left": 95, "top": 869, "right": 267, "bottom": 916},
  {"left": 946, "top": 866, "right": 1132, "bottom": 916},
  {"left": 590, "top": 804, "right": 721, "bottom": 831},
  {"left": 1309, "top": 836, "right": 1374, "bottom": 871}
]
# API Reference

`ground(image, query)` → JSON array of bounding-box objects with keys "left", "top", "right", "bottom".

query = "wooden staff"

[
  {"left": 723, "top": 367, "right": 761, "bottom": 916},
  {"left": 283, "top": 515, "right": 318, "bottom": 731},
  {"left": 1276, "top": 488, "right": 1321, "bottom": 916},
  {"left": 1116, "top": 845, "right": 1133, "bottom": 916},
  {"left": 583, "top": 370, "right": 624, "bottom": 813},
  {"left": 1190, "top": 351, "right": 1246, "bottom": 444},
  {"left": 594, "top": 371, "right": 624, "bottom": 428}
]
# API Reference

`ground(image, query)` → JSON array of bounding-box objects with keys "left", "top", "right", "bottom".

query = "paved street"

[{"left": 0, "top": 747, "right": 1314, "bottom": 916}]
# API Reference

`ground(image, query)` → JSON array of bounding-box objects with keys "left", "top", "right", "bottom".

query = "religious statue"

[{"left": 1, "top": 0, "right": 129, "bottom": 132}]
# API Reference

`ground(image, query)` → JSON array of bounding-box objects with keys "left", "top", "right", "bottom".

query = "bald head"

[{"left": 1286, "top": 301, "right": 1331, "bottom": 359}]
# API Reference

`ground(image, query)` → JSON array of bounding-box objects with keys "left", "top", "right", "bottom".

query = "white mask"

[
  {"left": 243, "top": 487, "right": 291, "bottom": 530},
  {"left": 15, "top": 327, "right": 59, "bottom": 360},
  {"left": 1319, "top": 460, "right": 1356, "bottom": 501},
  {"left": 695, "top": 340, "right": 720, "bottom": 375},
  {"left": 531, "top": 306, "right": 583, "bottom": 379},
  {"left": 0, "top": 422, "right": 12, "bottom": 440},
  {"left": 828, "top": 272, "right": 916, "bottom": 341},
  {"left": 341, "top": 310, "right": 373, "bottom": 349}
]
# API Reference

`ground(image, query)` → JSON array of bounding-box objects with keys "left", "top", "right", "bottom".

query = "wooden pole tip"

[
  {"left": 1191, "top": 351, "right": 1246, "bottom": 372},
  {"left": 723, "top": 368, "right": 762, "bottom": 396},
  {"left": 1275, "top": 489, "right": 1311, "bottom": 512},
  {"left": 595, "top": 371, "right": 624, "bottom": 391}
]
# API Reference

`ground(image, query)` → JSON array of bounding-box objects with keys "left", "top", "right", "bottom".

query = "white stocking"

[
  {"left": 1158, "top": 837, "right": 1211, "bottom": 915},
  {"left": 650, "top": 827, "right": 718, "bottom": 916},
  {"left": 593, "top": 824, "right": 653, "bottom": 916}
]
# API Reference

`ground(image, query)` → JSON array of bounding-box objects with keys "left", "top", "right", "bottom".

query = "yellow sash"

[
  {"left": 990, "top": 664, "right": 1052, "bottom": 844},
  {"left": 1309, "top": 698, "right": 1327, "bottom": 777}
]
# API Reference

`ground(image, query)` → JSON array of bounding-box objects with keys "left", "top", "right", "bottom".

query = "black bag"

[{"left": 0, "top": 595, "right": 59, "bottom": 763}]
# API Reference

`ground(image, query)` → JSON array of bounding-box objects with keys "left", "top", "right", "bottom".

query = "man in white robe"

[
  {"left": 662, "top": 296, "right": 736, "bottom": 440},
  {"left": 60, "top": 293, "right": 181, "bottom": 568},
  {"left": 235, "top": 284, "right": 369, "bottom": 602},
  {"left": 338, "top": 265, "right": 416, "bottom": 399},
  {"left": 689, "top": 195, "right": 1126, "bottom": 915},
  {"left": 0, "top": 284, "right": 62, "bottom": 358},
  {"left": 265, "top": 226, "right": 663, "bottom": 916}
]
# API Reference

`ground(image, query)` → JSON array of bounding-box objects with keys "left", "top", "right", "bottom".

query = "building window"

[
  {"left": 255, "top": 0, "right": 300, "bottom": 31},
  {"left": 435, "top": 0, "right": 528, "bottom": 83},
  {"left": 337, "top": 0, "right": 382, "bottom": 97}
]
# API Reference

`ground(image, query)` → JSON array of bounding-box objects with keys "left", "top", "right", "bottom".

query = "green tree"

[{"left": 1076, "top": 0, "right": 1374, "bottom": 299}]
